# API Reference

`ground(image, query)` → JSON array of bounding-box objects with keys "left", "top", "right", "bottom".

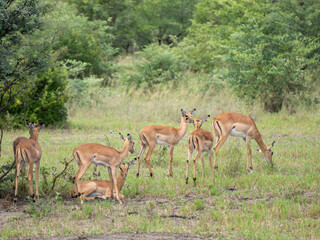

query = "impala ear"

[
  {"left": 128, "top": 158, "right": 137, "bottom": 168},
  {"left": 189, "top": 108, "right": 196, "bottom": 115},
  {"left": 119, "top": 133, "right": 125, "bottom": 141},
  {"left": 127, "top": 134, "right": 133, "bottom": 143},
  {"left": 119, "top": 166, "right": 123, "bottom": 172},
  {"left": 268, "top": 141, "right": 275, "bottom": 150},
  {"left": 181, "top": 109, "right": 186, "bottom": 117},
  {"left": 202, "top": 115, "right": 210, "bottom": 123}
]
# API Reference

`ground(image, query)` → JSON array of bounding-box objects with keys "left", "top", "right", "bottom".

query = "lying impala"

[
  {"left": 186, "top": 114, "right": 214, "bottom": 184},
  {"left": 14, "top": 122, "right": 44, "bottom": 203},
  {"left": 73, "top": 133, "right": 135, "bottom": 204},
  {"left": 137, "top": 109, "right": 196, "bottom": 177},
  {"left": 71, "top": 158, "right": 137, "bottom": 204},
  {"left": 212, "top": 112, "right": 275, "bottom": 171}
]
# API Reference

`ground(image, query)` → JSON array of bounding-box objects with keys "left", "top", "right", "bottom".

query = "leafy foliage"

[
  {"left": 123, "top": 44, "right": 185, "bottom": 88},
  {"left": 179, "top": 0, "right": 320, "bottom": 111}
]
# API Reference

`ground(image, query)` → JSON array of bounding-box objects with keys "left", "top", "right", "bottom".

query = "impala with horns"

[
  {"left": 212, "top": 112, "right": 275, "bottom": 171},
  {"left": 186, "top": 114, "right": 214, "bottom": 184},
  {"left": 73, "top": 133, "right": 135, "bottom": 204},
  {"left": 14, "top": 122, "right": 44, "bottom": 203},
  {"left": 137, "top": 108, "right": 196, "bottom": 177},
  {"left": 72, "top": 158, "right": 137, "bottom": 204}
]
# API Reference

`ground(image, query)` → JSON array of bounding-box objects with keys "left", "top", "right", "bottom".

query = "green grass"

[{"left": 0, "top": 84, "right": 319, "bottom": 239}]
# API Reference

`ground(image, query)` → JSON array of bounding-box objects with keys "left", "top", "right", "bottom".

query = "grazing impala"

[
  {"left": 186, "top": 114, "right": 214, "bottom": 184},
  {"left": 212, "top": 112, "right": 275, "bottom": 171},
  {"left": 136, "top": 109, "right": 196, "bottom": 178},
  {"left": 72, "top": 158, "right": 137, "bottom": 204},
  {"left": 73, "top": 133, "right": 135, "bottom": 204},
  {"left": 14, "top": 122, "right": 44, "bottom": 203}
]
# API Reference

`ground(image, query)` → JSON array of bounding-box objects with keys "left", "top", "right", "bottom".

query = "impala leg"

[
  {"left": 14, "top": 160, "right": 21, "bottom": 203},
  {"left": 193, "top": 151, "right": 202, "bottom": 184},
  {"left": 27, "top": 163, "right": 35, "bottom": 201},
  {"left": 186, "top": 147, "right": 193, "bottom": 184},
  {"left": 246, "top": 137, "right": 253, "bottom": 171},
  {"left": 74, "top": 163, "right": 91, "bottom": 196},
  {"left": 144, "top": 144, "right": 155, "bottom": 178},
  {"left": 168, "top": 145, "right": 174, "bottom": 177},
  {"left": 111, "top": 167, "right": 122, "bottom": 204},
  {"left": 213, "top": 135, "right": 229, "bottom": 169},
  {"left": 208, "top": 149, "right": 214, "bottom": 177},
  {"left": 201, "top": 152, "right": 205, "bottom": 180},
  {"left": 107, "top": 167, "right": 113, "bottom": 199},
  {"left": 35, "top": 160, "right": 40, "bottom": 200},
  {"left": 137, "top": 143, "right": 146, "bottom": 177}
]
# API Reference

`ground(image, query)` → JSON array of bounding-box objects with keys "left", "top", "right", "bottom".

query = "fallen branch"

[
  {"left": 0, "top": 160, "right": 15, "bottom": 182},
  {"left": 51, "top": 157, "right": 73, "bottom": 191},
  {"left": 160, "top": 214, "right": 197, "bottom": 220}
]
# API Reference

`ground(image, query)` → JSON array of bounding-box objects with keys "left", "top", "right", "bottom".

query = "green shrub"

[
  {"left": 122, "top": 44, "right": 185, "bottom": 88},
  {"left": 5, "top": 66, "right": 69, "bottom": 127}
]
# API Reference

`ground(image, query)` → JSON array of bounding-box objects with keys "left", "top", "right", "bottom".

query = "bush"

[
  {"left": 5, "top": 65, "right": 69, "bottom": 127},
  {"left": 122, "top": 44, "right": 185, "bottom": 88}
]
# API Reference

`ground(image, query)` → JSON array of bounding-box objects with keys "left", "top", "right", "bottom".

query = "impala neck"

[
  {"left": 176, "top": 117, "right": 188, "bottom": 139},
  {"left": 115, "top": 172, "right": 126, "bottom": 192},
  {"left": 119, "top": 141, "right": 130, "bottom": 161},
  {"left": 255, "top": 133, "right": 268, "bottom": 154},
  {"left": 30, "top": 130, "right": 39, "bottom": 142}
]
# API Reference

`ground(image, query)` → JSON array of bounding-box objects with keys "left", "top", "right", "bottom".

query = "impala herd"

[{"left": 12, "top": 110, "right": 275, "bottom": 205}]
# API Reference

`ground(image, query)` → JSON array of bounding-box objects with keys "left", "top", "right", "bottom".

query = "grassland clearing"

[{"left": 0, "top": 85, "right": 319, "bottom": 239}]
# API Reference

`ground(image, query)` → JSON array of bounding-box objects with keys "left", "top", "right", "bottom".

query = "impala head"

[
  {"left": 181, "top": 108, "right": 196, "bottom": 123},
  {"left": 257, "top": 141, "right": 275, "bottom": 165},
  {"left": 119, "top": 133, "right": 135, "bottom": 154},
  {"left": 119, "top": 158, "right": 137, "bottom": 178},
  {"left": 26, "top": 121, "right": 44, "bottom": 136},
  {"left": 188, "top": 115, "right": 210, "bottom": 129}
]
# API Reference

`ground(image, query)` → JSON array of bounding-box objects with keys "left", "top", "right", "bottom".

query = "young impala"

[
  {"left": 212, "top": 112, "right": 275, "bottom": 171},
  {"left": 72, "top": 158, "right": 137, "bottom": 204},
  {"left": 136, "top": 109, "right": 196, "bottom": 178},
  {"left": 14, "top": 122, "right": 44, "bottom": 203},
  {"left": 73, "top": 133, "right": 135, "bottom": 204},
  {"left": 186, "top": 114, "right": 214, "bottom": 184}
]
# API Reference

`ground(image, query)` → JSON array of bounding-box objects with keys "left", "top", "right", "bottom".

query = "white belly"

[
  {"left": 156, "top": 140, "right": 169, "bottom": 146},
  {"left": 231, "top": 128, "right": 247, "bottom": 138},
  {"left": 93, "top": 156, "right": 110, "bottom": 168}
]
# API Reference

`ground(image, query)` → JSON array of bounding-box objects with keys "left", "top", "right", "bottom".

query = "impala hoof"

[
  {"left": 193, "top": 177, "right": 196, "bottom": 183},
  {"left": 186, "top": 177, "right": 188, "bottom": 184},
  {"left": 214, "top": 166, "right": 218, "bottom": 170},
  {"left": 136, "top": 173, "right": 139, "bottom": 177},
  {"left": 150, "top": 173, "right": 153, "bottom": 178}
]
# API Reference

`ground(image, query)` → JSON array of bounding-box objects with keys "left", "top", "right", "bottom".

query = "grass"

[{"left": 0, "top": 79, "right": 319, "bottom": 239}]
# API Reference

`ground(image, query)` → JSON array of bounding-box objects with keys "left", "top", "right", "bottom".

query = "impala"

[
  {"left": 186, "top": 114, "right": 214, "bottom": 184},
  {"left": 71, "top": 158, "right": 137, "bottom": 204},
  {"left": 73, "top": 133, "right": 135, "bottom": 204},
  {"left": 136, "top": 108, "right": 196, "bottom": 177},
  {"left": 13, "top": 120, "right": 36, "bottom": 163},
  {"left": 14, "top": 122, "right": 44, "bottom": 203},
  {"left": 212, "top": 112, "right": 275, "bottom": 171}
]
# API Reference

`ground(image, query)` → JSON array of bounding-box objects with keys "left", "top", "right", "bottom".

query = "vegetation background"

[{"left": 0, "top": 0, "right": 319, "bottom": 239}]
